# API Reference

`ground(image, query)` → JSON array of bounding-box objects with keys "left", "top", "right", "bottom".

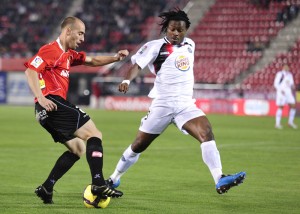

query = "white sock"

[
  {"left": 110, "top": 145, "right": 140, "bottom": 183},
  {"left": 288, "top": 108, "right": 296, "bottom": 124},
  {"left": 276, "top": 108, "right": 282, "bottom": 126},
  {"left": 201, "top": 140, "right": 223, "bottom": 184}
]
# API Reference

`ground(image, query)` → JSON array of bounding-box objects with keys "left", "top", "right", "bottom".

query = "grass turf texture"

[{"left": 0, "top": 105, "right": 299, "bottom": 214}]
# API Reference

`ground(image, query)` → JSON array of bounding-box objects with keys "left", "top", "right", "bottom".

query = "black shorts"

[{"left": 35, "top": 95, "right": 91, "bottom": 143}]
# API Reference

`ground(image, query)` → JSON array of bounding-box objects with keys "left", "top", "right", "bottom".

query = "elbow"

[{"left": 25, "top": 69, "right": 30, "bottom": 77}]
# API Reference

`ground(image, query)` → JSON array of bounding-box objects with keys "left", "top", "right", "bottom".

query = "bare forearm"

[
  {"left": 118, "top": 63, "right": 141, "bottom": 93},
  {"left": 25, "top": 69, "right": 43, "bottom": 98},
  {"left": 84, "top": 55, "right": 119, "bottom": 67},
  {"left": 125, "top": 63, "right": 141, "bottom": 80},
  {"left": 84, "top": 49, "right": 129, "bottom": 67},
  {"left": 25, "top": 68, "right": 57, "bottom": 111}
]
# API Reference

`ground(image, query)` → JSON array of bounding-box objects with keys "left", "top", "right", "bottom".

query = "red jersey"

[{"left": 24, "top": 38, "right": 86, "bottom": 100}]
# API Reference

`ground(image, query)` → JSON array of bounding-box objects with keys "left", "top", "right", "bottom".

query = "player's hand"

[
  {"left": 37, "top": 96, "right": 57, "bottom": 111},
  {"left": 115, "top": 50, "right": 129, "bottom": 61},
  {"left": 118, "top": 82, "right": 129, "bottom": 94}
]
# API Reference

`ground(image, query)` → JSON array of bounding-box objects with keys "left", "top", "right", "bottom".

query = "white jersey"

[
  {"left": 273, "top": 70, "right": 296, "bottom": 105},
  {"left": 131, "top": 37, "right": 195, "bottom": 101},
  {"left": 273, "top": 70, "right": 295, "bottom": 94}
]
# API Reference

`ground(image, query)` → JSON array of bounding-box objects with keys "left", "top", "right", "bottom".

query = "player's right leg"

[
  {"left": 108, "top": 104, "right": 168, "bottom": 189},
  {"left": 75, "top": 120, "right": 123, "bottom": 198},
  {"left": 107, "top": 144, "right": 141, "bottom": 188},
  {"left": 107, "top": 131, "right": 159, "bottom": 188},
  {"left": 275, "top": 106, "right": 283, "bottom": 129}
]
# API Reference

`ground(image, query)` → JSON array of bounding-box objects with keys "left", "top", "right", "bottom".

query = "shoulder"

[
  {"left": 147, "top": 38, "right": 166, "bottom": 45},
  {"left": 68, "top": 49, "right": 85, "bottom": 56},
  {"left": 136, "top": 38, "right": 165, "bottom": 55},
  {"left": 38, "top": 41, "right": 61, "bottom": 57},
  {"left": 185, "top": 38, "right": 195, "bottom": 47},
  {"left": 143, "top": 38, "right": 166, "bottom": 48}
]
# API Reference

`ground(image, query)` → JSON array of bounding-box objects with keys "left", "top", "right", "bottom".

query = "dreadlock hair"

[{"left": 158, "top": 7, "right": 191, "bottom": 34}]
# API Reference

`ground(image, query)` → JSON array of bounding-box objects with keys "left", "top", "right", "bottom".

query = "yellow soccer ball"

[{"left": 83, "top": 184, "right": 111, "bottom": 208}]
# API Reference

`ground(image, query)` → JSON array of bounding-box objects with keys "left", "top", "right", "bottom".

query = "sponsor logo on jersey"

[
  {"left": 60, "top": 69, "right": 69, "bottom": 77},
  {"left": 30, "top": 56, "right": 43, "bottom": 68},
  {"left": 175, "top": 55, "right": 190, "bottom": 71},
  {"left": 138, "top": 45, "right": 147, "bottom": 54},
  {"left": 160, "top": 51, "right": 170, "bottom": 55}
]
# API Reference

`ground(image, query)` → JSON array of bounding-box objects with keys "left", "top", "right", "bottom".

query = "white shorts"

[
  {"left": 139, "top": 99, "right": 205, "bottom": 134},
  {"left": 276, "top": 91, "right": 296, "bottom": 106}
]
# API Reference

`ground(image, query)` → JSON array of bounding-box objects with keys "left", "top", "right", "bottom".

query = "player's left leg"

[
  {"left": 288, "top": 103, "right": 297, "bottom": 129},
  {"left": 183, "top": 116, "right": 223, "bottom": 183},
  {"left": 275, "top": 93, "right": 285, "bottom": 129},
  {"left": 182, "top": 116, "right": 246, "bottom": 194},
  {"left": 35, "top": 138, "right": 84, "bottom": 204}
]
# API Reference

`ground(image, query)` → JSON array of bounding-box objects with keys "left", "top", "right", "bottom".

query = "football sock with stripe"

[
  {"left": 110, "top": 145, "right": 140, "bottom": 183},
  {"left": 288, "top": 108, "right": 296, "bottom": 124},
  {"left": 201, "top": 140, "right": 223, "bottom": 184},
  {"left": 86, "top": 137, "right": 105, "bottom": 186},
  {"left": 43, "top": 151, "right": 80, "bottom": 192},
  {"left": 276, "top": 108, "right": 282, "bottom": 126}
]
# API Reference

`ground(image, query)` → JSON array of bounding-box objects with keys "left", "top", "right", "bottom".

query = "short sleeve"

[
  {"left": 131, "top": 41, "right": 158, "bottom": 69},
  {"left": 24, "top": 45, "right": 55, "bottom": 72},
  {"left": 69, "top": 50, "right": 86, "bottom": 66}
]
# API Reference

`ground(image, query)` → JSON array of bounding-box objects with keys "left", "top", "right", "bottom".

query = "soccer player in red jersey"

[{"left": 24, "top": 16, "right": 129, "bottom": 204}]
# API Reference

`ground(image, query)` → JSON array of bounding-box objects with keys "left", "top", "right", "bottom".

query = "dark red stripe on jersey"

[{"left": 153, "top": 43, "right": 174, "bottom": 74}]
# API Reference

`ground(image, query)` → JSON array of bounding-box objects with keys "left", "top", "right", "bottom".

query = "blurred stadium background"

[{"left": 1, "top": 0, "right": 300, "bottom": 117}]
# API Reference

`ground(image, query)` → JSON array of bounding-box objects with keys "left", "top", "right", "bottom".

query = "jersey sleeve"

[
  {"left": 69, "top": 50, "right": 86, "bottom": 66},
  {"left": 24, "top": 45, "right": 56, "bottom": 72},
  {"left": 273, "top": 72, "right": 281, "bottom": 89},
  {"left": 131, "top": 41, "right": 158, "bottom": 70}
]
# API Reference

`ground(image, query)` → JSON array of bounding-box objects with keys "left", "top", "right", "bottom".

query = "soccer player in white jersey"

[
  {"left": 274, "top": 64, "right": 297, "bottom": 129},
  {"left": 107, "top": 8, "right": 246, "bottom": 194}
]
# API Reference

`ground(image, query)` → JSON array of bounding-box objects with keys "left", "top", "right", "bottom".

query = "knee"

[
  {"left": 199, "top": 126, "right": 214, "bottom": 142},
  {"left": 85, "top": 131, "right": 102, "bottom": 142},
  {"left": 68, "top": 138, "right": 86, "bottom": 157},
  {"left": 75, "top": 146, "right": 86, "bottom": 157},
  {"left": 131, "top": 138, "right": 144, "bottom": 153},
  {"left": 131, "top": 136, "right": 151, "bottom": 153},
  {"left": 70, "top": 146, "right": 85, "bottom": 157}
]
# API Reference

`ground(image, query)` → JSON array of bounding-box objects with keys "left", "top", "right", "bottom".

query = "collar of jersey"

[
  {"left": 56, "top": 38, "right": 65, "bottom": 52},
  {"left": 164, "top": 37, "right": 186, "bottom": 46}
]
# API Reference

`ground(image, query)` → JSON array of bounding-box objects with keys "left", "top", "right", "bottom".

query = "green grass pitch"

[{"left": 0, "top": 105, "right": 299, "bottom": 214}]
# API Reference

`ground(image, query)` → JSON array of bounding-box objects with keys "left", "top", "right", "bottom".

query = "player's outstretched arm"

[
  {"left": 118, "top": 63, "right": 141, "bottom": 94},
  {"left": 84, "top": 50, "right": 129, "bottom": 67}
]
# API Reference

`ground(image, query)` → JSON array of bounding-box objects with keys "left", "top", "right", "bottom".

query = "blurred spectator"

[
  {"left": 0, "top": 0, "right": 71, "bottom": 57},
  {"left": 249, "top": 0, "right": 270, "bottom": 9},
  {"left": 276, "top": 3, "right": 299, "bottom": 24},
  {"left": 247, "top": 36, "right": 268, "bottom": 52},
  {"left": 75, "top": 0, "right": 168, "bottom": 53},
  {"left": 0, "top": 0, "right": 190, "bottom": 57}
]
